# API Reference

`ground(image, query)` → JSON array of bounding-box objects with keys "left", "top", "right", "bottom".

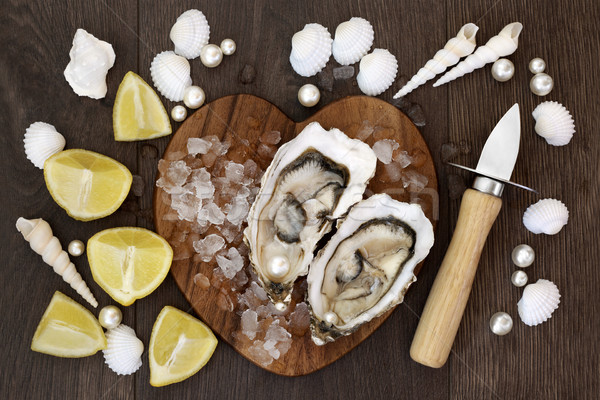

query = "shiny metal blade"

[{"left": 475, "top": 104, "right": 520, "bottom": 180}]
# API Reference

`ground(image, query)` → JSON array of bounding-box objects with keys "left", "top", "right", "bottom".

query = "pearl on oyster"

[
  {"left": 171, "top": 105, "right": 187, "bottom": 122},
  {"left": 530, "top": 73, "right": 554, "bottom": 96},
  {"left": 99, "top": 305, "right": 123, "bottom": 330},
  {"left": 220, "top": 39, "right": 236, "bottom": 56},
  {"left": 183, "top": 86, "right": 205, "bottom": 109},
  {"left": 528, "top": 57, "right": 546, "bottom": 74},
  {"left": 491, "top": 58, "right": 515, "bottom": 82},
  {"left": 200, "top": 44, "right": 223, "bottom": 68},
  {"left": 511, "top": 270, "right": 528, "bottom": 287},
  {"left": 324, "top": 311, "right": 338, "bottom": 326},
  {"left": 490, "top": 312, "right": 513, "bottom": 335},
  {"left": 511, "top": 244, "right": 535, "bottom": 268},
  {"left": 67, "top": 239, "right": 85, "bottom": 257},
  {"left": 297, "top": 84, "right": 320, "bottom": 107},
  {"left": 267, "top": 256, "right": 290, "bottom": 279}
]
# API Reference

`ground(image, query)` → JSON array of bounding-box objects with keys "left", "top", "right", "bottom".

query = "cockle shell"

[
  {"left": 332, "top": 17, "right": 374, "bottom": 65},
  {"left": 532, "top": 101, "right": 575, "bottom": 146},
  {"left": 357, "top": 48, "right": 398, "bottom": 96},
  {"left": 289, "top": 23, "right": 333, "bottom": 77},
  {"left": 64, "top": 29, "right": 115, "bottom": 99},
  {"left": 434, "top": 22, "right": 523, "bottom": 87},
  {"left": 24, "top": 122, "right": 66, "bottom": 169},
  {"left": 150, "top": 51, "right": 193, "bottom": 102},
  {"left": 394, "top": 23, "right": 479, "bottom": 98},
  {"left": 170, "top": 9, "right": 210, "bottom": 59},
  {"left": 518, "top": 279, "right": 560, "bottom": 326},
  {"left": 523, "top": 198, "right": 569, "bottom": 235},
  {"left": 16, "top": 218, "right": 98, "bottom": 307},
  {"left": 103, "top": 324, "right": 144, "bottom": 375}
]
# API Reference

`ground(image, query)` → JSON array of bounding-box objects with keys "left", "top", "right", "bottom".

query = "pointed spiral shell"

[
  {"left": 532, "top": 101, "right": 575, "bottom": 146},
  {"left": 518, "top": 279, "right": 560, "bottom": 326}
]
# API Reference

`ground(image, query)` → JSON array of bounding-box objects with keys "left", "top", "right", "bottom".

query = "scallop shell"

[
  {"left": 523, "top": 198, "right": 569, "bottom": 235},
  {"left": 356, "top": 48, "right": 398, "bottom": 96},
  {"left": 332, "top": 17, "right": 374, "bottom": 65},
  {"left": 289, "top": 23, "right": 332, "bottom": 77},
  {"left": 532, "top": 101, "right": 575, "bottom": 146},
  {"left": 517, "top": 279, "right": 560, "bottom": 326},
  {"left": 103, "top": 324, "right": 144, "bottom": 375},
  {"left": 150, "top": 51, "right": 193, "bottom": 101},
  {"left": 24, "top": 122, "right": 66, "bottom": 169},
  {"left": 170, "top": 9, "right": 210, "bottom": 59}
]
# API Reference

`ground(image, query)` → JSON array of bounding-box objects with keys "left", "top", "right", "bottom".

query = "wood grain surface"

[{"left": 1, "top": 0, "right": 599, "bottom": 398}]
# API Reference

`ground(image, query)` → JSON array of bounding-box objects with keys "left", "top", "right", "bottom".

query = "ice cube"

[
  {"left": 225, "top": 162, "right": 245, "bottom": 183},
  {"left": 372, "top": 139, "right": 399, "bottom": 164},
  {"left": 383, "top": 162, "right": 402, "bottom": 183},
  {"left": 187, "top": 137, "right": 212, "bottom": 155},
  {"left": 257, "top": 143, "right": 277, "bottom": 160},
  {"left": 264, "top": 320, "right": 292, "bottom": 358},
  {"left": 226, "top": 196, "right": 250, "bottom": 226},
  {"left": 242, "top": 159, "right": 259, "bottom": 179},
  {"left": 333, "top": 65, "right": 354, "bottom": 80},
  {"left": 193, "top": 273, "right": 211, "bottom": 289},
  {"left": 392, "top": 150, "right": 413, "bottom": 168},
  {"left": 167, "top": 160, "right": 191, "bottom": 186},
  {"left": 356, "top": 120, "right": 374, "bottom": 141},
  {"left": 288, "top": 302, "right": 311, "bottom": 336},
  {"left": 203, "top": 202, "right": 226, "bottom": 225},
  {"left": 402, "top": 169, "right": 429, "bottom": 192},
  {"left": 260, "top": 130, "right": 281, "bottom": 145},
  {"left": 216, "top": 247, "right": 245, "bottom": 279},
  {"left": 247, "top": 340, "right": 273, "bottom": 366},
  {"left": 193, "top": 234, "right": 226, "bottom": 262},
  {"left": 241, "top": 309, "right": 259, "bottom": 340},
  {"left": 171, "top": 193, "right": 198, "bottom": 221}
]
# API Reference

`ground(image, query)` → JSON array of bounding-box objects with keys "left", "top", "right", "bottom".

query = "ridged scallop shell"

[
  {"left": 357, "top": 48, "right": 398, "bottom": 96},
  {"left": 24, "top": 122, "right": 66, "bottom": 169},
  {"left": 103, "top": 324, "right": 144, "bottom": 375},
  {"left": 150, "top": 51, "right": 193, "bottom": 101},
  {"left": 170, "top": 9, "right": 210, "bottom": 59},
  {"left": 518, "top": 279, "right": 560, "bottom": 326},
  {"left": 532, "top": 101, "right": 575, "bottom": 146},
  {"left": 523, "top": 198, "right": 569, "bottom": 235},
  {"left": 332, "top": 17, "right": 374, "bottom": 65},
  {"left": 289, "top": 23, "right": 332, "bottom": 77}
]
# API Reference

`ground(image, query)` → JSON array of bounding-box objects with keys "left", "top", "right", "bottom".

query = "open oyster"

[
  {"left": 244, "top": 122, "right": 377, "bottom": 306},
  {"left": 307, "top": 194, "right": 434, "bottom": 345}
]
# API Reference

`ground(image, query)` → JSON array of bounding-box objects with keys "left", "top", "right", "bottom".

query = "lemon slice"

[
  {"left": 44, "top": 149, "right": 132, "bottom": 221},
  {"left": 31, "top": 291, "right": 107, "bottom": 357},
  {"left": 87, "top": 227, "right": 173, "bottom": 306},
  {"left": 149, "top": 306, "right": 218, "bottom": 387},
  {"left": 113, "top": 71, "right": 171, "bottom": 141}
]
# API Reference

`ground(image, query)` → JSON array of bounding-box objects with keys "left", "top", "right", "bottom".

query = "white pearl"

[
  {"left": 267, "top": 256, "right": 290, "bottom": 279},
  {"left": 324, "top": 311, "right": 338, "bottom": 326},
  {"left": 67, "top": 239, "right": 85, "bottom": 257},
  {"left": 489, "top": 312, "right": 513, "bottom": 336},
  {"left": 274, "top": 302, "right": 287, "bottom": 312},
  {"left": 220, "top": 39, "right": 236, "bottom": 56},
  {"left": 511, "top": 244, "right": 535, "bottom": 267},
  {"left": 200, "top": 44, "right": 223, "bottom": 68},
  {"left": 530, "top": 73, "right": 554, "bottom": 96},
  {"left": 491, "top": 58, "right": 515, "bottom": 82},
  {"left": 528, "top": 57, "right": 546, "bottom": 74},
  {"left": 171, "top": 105, "right": 187, "bottom": 122},
  {"left": 298, "top": 84, "right": 320, "bottom": 107},
  {"left": 99, "top": 305, "right": 122, "bottom": 329},
  {"left": 183, "top": 86, "right": 205, "bottom": 109},
  {"left": 511, "top": 270, "right": 528, "bottom": 287}
]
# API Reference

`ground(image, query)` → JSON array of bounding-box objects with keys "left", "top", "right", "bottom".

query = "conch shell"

[
  {"left": 16, "top": 218, "right": 98, "bottom": 308},
  {"left": 433, "top": 22, "right": 523, "bottom": 87}
]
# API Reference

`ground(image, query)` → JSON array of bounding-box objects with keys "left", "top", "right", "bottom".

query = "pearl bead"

[
  {"left": 324, "top": 311, "right": 338, "bottom": 326},
  {"left": 298, "top": 84, "right": 320, "bottom": 107},
  {"left": 267, "top": 256, "right": 290, "bottom": 279},
  {"left": 67, "top": 240, "right": 85, "bottom": 257},
  {"left": 183, "top": 86, "right": 205, "bottom": 109},
  {"left": 530, "top": 73, "right": 554, "bottom": 96},
  {"left": 220, "top": 39, "right": 236, "bottom": 56},
  {"left": 489, "top": 312, "right": 513, "bottom": 336},
  {"left": 200, "top": 44, "right": 223, "bottom": 68},
  {"left": 511, "top": 270, "right": 528, "bottom": 287},
  {"left": 171, "top": 105, "right": 187, "bottom": 122},
  {"left": 491, "top": 58, "right": 515, "bottom": 82},
  {"left": 274, "top": 302, "right": 287, "bottom": 312},
  {"left": 528, "top": 57, "right": 546, "bottom": 74},
  {"left": 98, "top": 305, "right": 122, "bottom": 329},
  {"left": 511, "top": 244, "right": 535, "bottom": 267}
]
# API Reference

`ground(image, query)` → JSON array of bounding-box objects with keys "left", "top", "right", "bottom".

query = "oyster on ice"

[
  {"left": 307, "top": 194, "right": 434, "bottom": 345},
  {"left": 244, "top": 122, "right": 377, "bottom": 306}
]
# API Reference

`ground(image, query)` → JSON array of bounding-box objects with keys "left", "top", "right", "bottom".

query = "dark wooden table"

[{"left": 2, "top": 0, "right": 599, "bottom": 398}]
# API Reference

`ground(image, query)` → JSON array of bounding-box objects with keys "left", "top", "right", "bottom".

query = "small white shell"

[
  {"left": 150, "top": 51, "right": 193, "bottom": 102},
  {"left": 24, "top": 122, "right": 66, "bottom": 169},
  {"left": 517, "top": 279, "right": 560, "bottom": 326},
  {"left": 289, "top": 23, "right": 332, "bottom": 77},
  {"left": 170, "top": 9, "right": 210, "bottom": 59},
  {"left": 532, "top": 101, "right": 575, "bottom": 146},
  {"left": 523, "top": 198, "right": 569, "bottom": 235},
  {"left": 357, "top": 48, "right": 398, "bottom": 96},
  {"left": 103, "top": 324, "right": 144, "bottom": 375},
  {"left": 332, "top": 17, "right": 374, "bottom": 65}
]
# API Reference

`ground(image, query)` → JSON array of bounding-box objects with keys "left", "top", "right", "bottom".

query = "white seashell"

[
  {"left": 24, "top": 122, "right": 66, "bottom": 169},
  {"left": 523, "top": 198, "right": 569, "bottom": 235},
  {"left": 434, "top": 22, "right": 523, "bottom": 87},
  {"left": 394, "top": 23, "right": 479, "bottom": 98},
  {"left": 517, "top": 279, "right": 560, "bottom": 326},
  {"left": 289, "top": 23, "right": 332, "bottom": 77},
  {"left": 357, "top": 48, "right": 398, "bottom": 96},
  {"left": 150, "top": 51, "right": 193, "bottom": 101},
  {"left": 16, "top": 218, "right": 98, "bottom": 307},
  {"left": 103, "top": 325, "right": 144, "bottom": 375},
  {"left": 532, "top": 101, "right": 575, "bottom": 146},
  {"left": 64, "top": 29, "right": 115, "bottom": 99},
  {"left": 332, "top": 17, "right": 374, "bottom": 65},
  {"left": 170, "top": 9, "right": 210, "bottom": 59}
]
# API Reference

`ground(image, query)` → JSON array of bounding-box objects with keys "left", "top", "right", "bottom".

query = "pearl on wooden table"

[
  {"left": 511, "top": 270, "right": 528, "bottom": 287},
  {"left": 99, "top": 305, "right": 123, "bottom": 330},
  {"left": 67, "top": 239, "right": 85, "bottom": 257},
  {"left": 512, "top": 244, "right": 535, "bottom": 268},
  {"left": 528, "top": 57, "right": 546, "bottom": 74},
  {"left": 297, "top": 84, "right": 320, "bottom": 107},
  {"left": 491, "top": 58, "right": 515, "bottom": 82},
  {"left": 183, "top": 86, "right": 205, "bottom": 109},
  {"left": 200, "top": 44, "right": 223, "bottom": 68},
  {"left": 489, "top": 312, "right": 513, "bottom": 336},
  {"left": 530, "top": 73, "right": 554, "bottom": 96},
  {"left": 171, "top": 105, "right": 187, "bottom": 122},
  {"left": 220, "top": 39, "right": 236, "bottom": 56}
]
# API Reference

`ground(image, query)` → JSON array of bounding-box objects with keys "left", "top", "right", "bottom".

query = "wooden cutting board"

[{"left": 153, "top": 94, "right": 438, "bottom": 376}]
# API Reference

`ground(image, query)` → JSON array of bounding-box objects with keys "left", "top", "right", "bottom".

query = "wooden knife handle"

[{"left": 410, "top": 188, "right": 502, "bottom": 368}]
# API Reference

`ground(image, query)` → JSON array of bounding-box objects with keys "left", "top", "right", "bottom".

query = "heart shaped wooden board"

[{"left": 153, "top": 94, "right": 438, "bottom": 376}]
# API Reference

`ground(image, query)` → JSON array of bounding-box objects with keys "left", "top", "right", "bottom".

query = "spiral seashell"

[
  {"left": 170, "top": 9, "right": 210, "bottom": 59},
  {"left": 150, "top": 51, "right": 193, "bottom": 102},
  {"left": 332, "top": 17, "right": 374, "bottom": 65},
  {"left": 16, "top": 218, "right": 98, "bottom": 307},
  {"left": 394, "top": 23, "right": 479, "bottom": 98},
  {"left": 523, "top": 198, "right": 569, "bottom": 235},
  {"left": 289, "top": 23, "right": 332, "bottom": 77},
  {"left": 532, "top": 101, "right": 575, "bottom": 146},
  {"left": 103, "top": 324, "right": 144, "bottom": 375},
  {"left": 24, "top": 122, "right": 66, "bottom": 169},
  {"left": 356, "top": 48, "right": 398, "bottom": 96},
  {"left": 518, "top": 279, "right": 560, "bottom": 326},
  {"left": 433, "top": 22, "right": 523, "bottom": 87}
]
